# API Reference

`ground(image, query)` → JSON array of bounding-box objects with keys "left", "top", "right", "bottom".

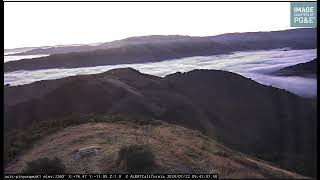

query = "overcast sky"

[{"left": 4, "top": 2, "right": 293, "bottom": 49}]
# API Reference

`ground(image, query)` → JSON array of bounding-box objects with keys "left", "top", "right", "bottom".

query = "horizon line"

[{"left": 4, "top": 27, "right": 314, "bottom": 50}]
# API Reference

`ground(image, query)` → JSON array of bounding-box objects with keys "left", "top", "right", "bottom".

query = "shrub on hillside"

[
  {"left": 22, "top": 157, "right": 66, "bottom": 174},
  {"left": 116, "top": 144, "right": 155, "bottom": 173}
]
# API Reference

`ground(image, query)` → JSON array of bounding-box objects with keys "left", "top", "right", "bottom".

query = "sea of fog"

[
  {"left": 4, "top": 48, "right": 49, "bottom": 62},
  {"left": 4, "top": 54, "right": 50, "bottom": 62},
  {"left": 4, "top": 48, "right": 317, "bottom": 97}
]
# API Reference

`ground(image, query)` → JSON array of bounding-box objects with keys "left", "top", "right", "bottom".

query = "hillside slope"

[
  {"left": 4, "top": 121, "right": 308, "bottom": 179},
  {"left": 273, "top": 58, "right": 317, "bottom": 77},
  {"left": 8, "top": 28, "right": 316, "bottom": 56},
  {"left": 4, "top": 68, "right": 317, "bottom": 177}
]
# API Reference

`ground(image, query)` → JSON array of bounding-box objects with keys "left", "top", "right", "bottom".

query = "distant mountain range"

[
  {"left": 4, "top": 68, "right": 317, "bottom": 177},
  {"left": 4, "top": 28, "right": 317, "bottom": 72},
  {"left": 8, "top": 28, "right": 317, "bottom": 56},
  {"left": 4, "top": 40, "right": 230, "bottom": 72},
  {"left": 273, "top": 58, "right": 317, "bottom": 77},
  {"left": 7, "top": 35, "right": 199, "bottom": 56}
]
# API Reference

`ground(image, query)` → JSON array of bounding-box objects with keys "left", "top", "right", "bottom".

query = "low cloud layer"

[{"left": 4, "top": 48, "right": 317, "bottom": 97}]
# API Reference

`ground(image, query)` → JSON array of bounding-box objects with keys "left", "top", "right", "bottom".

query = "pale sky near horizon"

[{"left": 4, "top": 2, "right": 294, "bottom": 49}]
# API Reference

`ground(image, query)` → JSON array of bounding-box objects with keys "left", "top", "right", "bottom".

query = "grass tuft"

[
  {"left": 22, "top": 157, "right": 66, "bottom": 174},
  {"left": 116, "top": 144, "right": 155, "bottom": 173}
]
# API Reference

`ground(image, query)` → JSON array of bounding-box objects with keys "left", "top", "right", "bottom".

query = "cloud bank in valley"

[{"left": 4, "top": 48, "right": 317, "bottom": 97}]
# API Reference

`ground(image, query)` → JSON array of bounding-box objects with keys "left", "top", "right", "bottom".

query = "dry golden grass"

[{"left": 5, "top": 122, "right": 308, "bottom": 179}]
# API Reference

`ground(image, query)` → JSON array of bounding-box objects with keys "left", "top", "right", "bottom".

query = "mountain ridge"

[
  {"left": 273, "top": 58, "right": 317, "bottom": 77},
  {"left": 7, "top": 28, "right": 316, "bottom": 56},
  {"left": 4, "top": 120, "right": 309, "bottom": 178},
  {"left": 4, "top": 68, "right": 317, "bottom": 177}
]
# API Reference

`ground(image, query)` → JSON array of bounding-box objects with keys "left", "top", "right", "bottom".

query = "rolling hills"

[
  {"left": 273, "top": 58, "right": 317, "bottom": 77},
  {"left": 9, "top": 28, "right": 317, "bottom": 56},
  {"left": 4, "top": 120, "right": 309, "bottom": 178},
  {"left": 4, "top": 68, "right": 317, "bottom": 177}
]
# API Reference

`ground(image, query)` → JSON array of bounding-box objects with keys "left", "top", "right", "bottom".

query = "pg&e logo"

[{"left": 291, "top": 2, "right": 317, "bottom": 27}]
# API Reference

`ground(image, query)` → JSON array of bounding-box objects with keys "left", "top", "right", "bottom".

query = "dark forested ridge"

[
  {"left": 10, "top": 28, "right": 317, "bottom": 56},
  {"left": 4, "top": 68, "right": 317, "bottom": 177},
  {"left": 273, "top": 58, "right": 317, "bottom": 77}
]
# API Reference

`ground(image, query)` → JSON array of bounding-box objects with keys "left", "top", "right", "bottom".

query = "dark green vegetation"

[
  {"left": 4, "top": 68, "right": 317, "bottom": 177},
  {"left": 4, "top": 28, "right": 316, "bottom": 72},
  {"left": 22, "top": 157, "right": 66, "bottom": 174},
  {"left": 117, "top": 144, "right": 155, "bottom": 173},
  {"left": 273, "top": 58, "right": 317, "bottom": 77}
]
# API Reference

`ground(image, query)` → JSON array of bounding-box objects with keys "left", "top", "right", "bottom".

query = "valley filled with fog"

[{"left": 4, "top": 48, "right": 317, "bottom": 97}]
